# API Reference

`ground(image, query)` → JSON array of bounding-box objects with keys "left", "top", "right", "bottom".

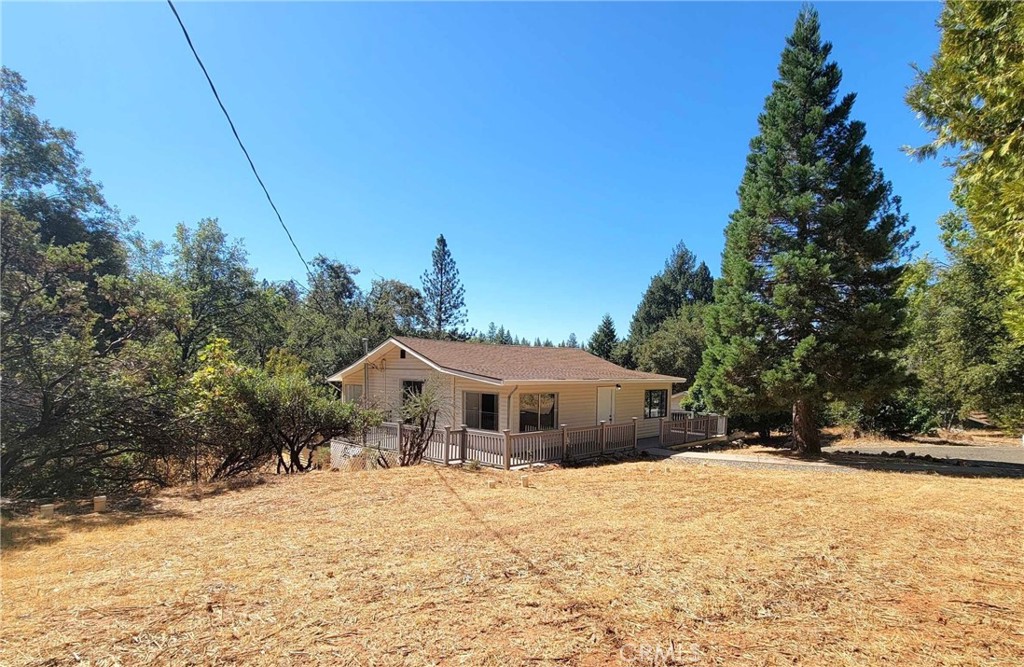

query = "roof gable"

[{"left": 327, "top": 336, "right": 683, "bottom": 384}]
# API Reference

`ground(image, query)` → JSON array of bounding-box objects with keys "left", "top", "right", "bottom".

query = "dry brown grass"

[{"left": 2, "top": 462, "right": 1022, "bottom": 666}]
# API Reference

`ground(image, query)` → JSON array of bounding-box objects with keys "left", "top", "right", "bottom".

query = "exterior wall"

[
  {"left": 336, "top": 349, "right": 510, "bottom": 428},
  {"left": 335, "top": 345, "right": 671, "bottom": 438},
  {"left": 510, "top": 382, "right": 671, "bottom": 438}
]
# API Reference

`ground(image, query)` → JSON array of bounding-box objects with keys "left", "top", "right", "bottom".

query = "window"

[
  {"left": 464, "top": 392, "right": 498, "bottom": 431},
  {"left": 401, "top": 380, "right": 424, "bottom": 400},
  {"left": 400, "top": 380, "right": 425, "bottom": 423},
  {"left": 400, "top": 349, "right": 407, "bottom": 359},
  {"left": 345, "top": 384, "right": 363, "bottom": 402},
  {"left": 519, "top": 393, "right": 558, "bottom": 432},
  {"left": 644, "top": 389, "right": 668, "bottom": 419}
]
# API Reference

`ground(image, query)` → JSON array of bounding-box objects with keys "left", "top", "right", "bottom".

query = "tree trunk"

[{"left": 792, "top": 399, "right": 820, "bottom": 456}]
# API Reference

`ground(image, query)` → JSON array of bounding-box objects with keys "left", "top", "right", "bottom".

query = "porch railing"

[
  {"left": 659, "top": 414, "right": 728, "bottom": 447},
  {"left": 332, "top": 418, "right": 641, "bottom": 470},
  {"left": 332, "top": 413, "right": 728, "bottom": 470}
]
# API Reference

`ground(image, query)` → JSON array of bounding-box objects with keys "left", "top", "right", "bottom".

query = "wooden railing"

[
  {"left": 565, "top": 425, "right": 603, "bottom": 460},
  {"left": 332, "top": 418, "right": 642, "bottom": 470},
  {"left": 605, "top": 422, "right": 635, "bottom": 451},
  {"left": 510, "top": 429, "right": 563, "bottom": 466},
  {"left": 659, "top": 414, "right": 728, "bottom": 447},
  {"left": 462, "top": 428, "right": 505, "bottom": 468}
]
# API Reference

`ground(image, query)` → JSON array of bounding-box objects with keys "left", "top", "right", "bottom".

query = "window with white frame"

[
  {"left": 519, "top": 393, "right": 558, "bottom": 432},
  {"left": 464, "top": 392, "right": 498, "bottom": 431}
]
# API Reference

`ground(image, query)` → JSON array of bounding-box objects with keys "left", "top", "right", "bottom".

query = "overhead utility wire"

[{"left": 166, "top": 0, "right": 316, "bottom": 287}]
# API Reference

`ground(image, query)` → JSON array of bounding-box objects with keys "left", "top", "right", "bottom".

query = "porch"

[{"left": 331, "top": 414, "right": 728, "bottom": 470}]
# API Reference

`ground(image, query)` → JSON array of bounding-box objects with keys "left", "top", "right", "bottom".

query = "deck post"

[
  {"left": 502, "top": 429, "right": 511, "bottom": 470},
  {"left": 599, "top": 420, "right": 607, "bottom": 454},
  {"left": 560, "top": 424, "right": 568, "bottom": 462},
  {"left": 659, "top": 417, "right": 667, "bottom": 446},
  {"left": 443, "top": 426, "right": 452, "bottom": 465},
  {"left": 632, "top": 417, "right": 638, "bottom": 451},
  {"left": 459, "top": 424, "right": 468, "bottom": 462},
  {"left": 705, "top": 416, "right": 713, "bottom": 440}
]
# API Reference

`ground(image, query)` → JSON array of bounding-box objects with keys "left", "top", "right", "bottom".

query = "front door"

[{"left": 597, "top": 386, "right": 615, "bottom": 423}]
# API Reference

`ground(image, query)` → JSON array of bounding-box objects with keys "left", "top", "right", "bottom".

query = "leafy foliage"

[
  {"left": 903, "top": 215, "right": 1024, "bottom": 431},
  {"left": 906, "top": 1, "right": 1024, "bottom": 341},
  {"left": 634, "top": 303, "right": 707, "bottom": 385},
  {"left": 0, "top": 69, "right": 384, "bottom": 496}
]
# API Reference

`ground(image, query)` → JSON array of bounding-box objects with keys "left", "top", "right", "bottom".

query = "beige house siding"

[{"left": 337, "top": 352, "right": 670, "bottom": 439}]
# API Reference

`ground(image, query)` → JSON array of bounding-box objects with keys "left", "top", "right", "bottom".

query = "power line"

[{"left": 165, "top": 0, "right": 313, "bottom": 281}]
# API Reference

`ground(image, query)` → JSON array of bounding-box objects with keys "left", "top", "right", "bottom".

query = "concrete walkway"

[{"left": 649, "top": 449, "right": 861, "bottom": 474}]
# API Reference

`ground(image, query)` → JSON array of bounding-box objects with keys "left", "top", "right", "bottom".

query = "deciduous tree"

[{"left": 906, "top": 0, "right": 1024, "bottom": 341}]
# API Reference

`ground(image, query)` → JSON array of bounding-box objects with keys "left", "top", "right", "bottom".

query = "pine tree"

[
  {"left": 691, "top": 262, "right": 714, "bottom": 304},
  {"left": 622, "top": 243, "right": 714, "bottom": 369},
  {"left": 628, "top": 242, "right": 707, "bottom": 343},
  {"left": 588, "top": 314, "right": 618, "bottom": 360},
  {"left": 566, "top": 333, "right": 578, "bottom": 348},
  {"left": 696, "top": 8, "right": 911, "bottom": 455},
  {"left": 420, "top": 234, "right": 467, "bottom": 339}
]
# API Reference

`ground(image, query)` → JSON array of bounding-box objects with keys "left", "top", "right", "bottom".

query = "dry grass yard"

[{"left": 2, "top": 462, "right": 1022, "bottom": 666}]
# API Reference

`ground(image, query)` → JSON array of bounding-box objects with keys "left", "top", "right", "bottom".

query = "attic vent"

[{"left": 400, "top": 349, "right": 406, "bottom": 359}]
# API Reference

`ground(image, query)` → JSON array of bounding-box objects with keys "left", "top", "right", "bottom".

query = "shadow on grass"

[
  {"left": 0, "top": 498, "right": 189, "bottom": 552},
  {"left": 160, "top": 473, "right": 280, "bottom": 502},
  {"left": 0, "top": 474, "right": 284, "bottom": 552}
]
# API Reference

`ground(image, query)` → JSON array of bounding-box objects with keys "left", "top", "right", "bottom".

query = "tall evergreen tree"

[
  {"left": 420, "top": 234, "right": 466, "bottom": 338},
  {"left": 691, "top": 262, "right": 714, "bottom": 304},
  {"left": 566, "top": 332, "right": 579, "bottom": 348},
  {"left": 696, "top": 8, "right": 911, "bottom": 454},
  {"left": 628, "top": 242, "right": 711, "bottom": 343},
  {"left": 588, "top": 314, "right": 618, "bottom": 360}
]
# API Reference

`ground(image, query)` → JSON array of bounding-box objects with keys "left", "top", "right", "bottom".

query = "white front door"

[{"left": 597, "top": 386, "right": 615, "bottom": 423}]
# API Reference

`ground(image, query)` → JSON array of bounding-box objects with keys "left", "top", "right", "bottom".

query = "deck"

[{"left": 331, "top": 415, "right": 728, "bottom": 470}]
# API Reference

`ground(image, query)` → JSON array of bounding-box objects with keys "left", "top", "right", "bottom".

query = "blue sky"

[{"left": 3, "top": 1, "right": 950, "bottom": 343}]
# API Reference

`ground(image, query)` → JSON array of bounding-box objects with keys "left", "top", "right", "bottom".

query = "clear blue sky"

[{"left": 2, "top": 1, "right": 950, "bottom": 343}]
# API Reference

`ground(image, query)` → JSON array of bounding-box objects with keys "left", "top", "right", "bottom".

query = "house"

[{"left": 327, "top": 336, "right": 682, "bottom": 439}]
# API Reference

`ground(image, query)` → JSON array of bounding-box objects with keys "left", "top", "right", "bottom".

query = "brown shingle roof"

[{"left": 392, "top": 336, "right": 681, "bottom": 383}]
